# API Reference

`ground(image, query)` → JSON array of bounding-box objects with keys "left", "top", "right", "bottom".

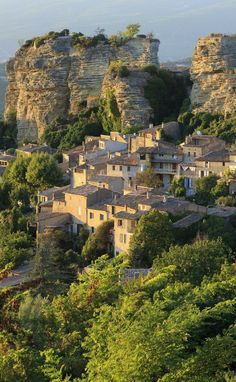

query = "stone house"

[
  {"left": 0, "top": 152, "right": 15, "bottom": 178},
  {"left": 51, "top": 185, "right": 115, "bottom": 234},
  {"left": 16, "top": 144, "right": 55, "bottom": 158},
  {"left": 136, "top": 142, "right": 183, "bottom": 190},
  {"left": 107, "top": 154, "right": 138, "bottom": 189},
  {"left": 179, "top": 135, "right": 226, "bottom": 195},
  {"left": 37, "top": 185, "right": 70, "bottom": 204},
  {"left": 78, "top": 138, "right": 127, "bottom": 166},
  {"left": 88, "top": 175, "right": 124, "bottom": 194}
]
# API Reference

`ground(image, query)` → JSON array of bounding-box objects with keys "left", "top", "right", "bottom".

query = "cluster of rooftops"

[
  {"left": 1, "top": 121, "right": 236, "bottom": 255},
  {"left": 31, "top": 122, "right": 236, "bottom": 254}
]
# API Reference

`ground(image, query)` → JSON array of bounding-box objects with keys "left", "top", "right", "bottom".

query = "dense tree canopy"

[{"left": 129, "top": 209, "right": 174, "bottom": 267}]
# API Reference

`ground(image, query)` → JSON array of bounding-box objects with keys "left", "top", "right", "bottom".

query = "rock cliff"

[
  {"left": 191, "top": 34, "right": 236, "bottom": 115},
  {"left": 5, "top": 35, "right": 159, "bottom": 141}
]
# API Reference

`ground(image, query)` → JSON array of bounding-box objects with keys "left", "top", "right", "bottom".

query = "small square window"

[
  {"left": 112, "top": 165, "right": 116, "bottom": 171},
  {"left": 89, "top": 212, "right": 94, "bottom": 219}
]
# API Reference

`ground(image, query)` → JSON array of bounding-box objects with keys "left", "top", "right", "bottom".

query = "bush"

[
  {"left": 142, "top": 64, "right": 158, "bottom": 75},
  {"left": 109, "top": 61, "right": 130, "bottom": 78},
  {"left": 216, "top": 195, "right": 236, "bottom": 207},
  {"left": 169, "top": 177, "right": 186, "bottom": 197},
  {"left": 144, "top": 69, "right": 188, "bottom": 125}
]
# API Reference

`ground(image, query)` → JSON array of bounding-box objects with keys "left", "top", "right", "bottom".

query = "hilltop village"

[
  {"left": 0, "top": 26, "right": 236, "bottom": 381},
  {"left": 0, "top": 121, "right": 235, "bottom": 256}
]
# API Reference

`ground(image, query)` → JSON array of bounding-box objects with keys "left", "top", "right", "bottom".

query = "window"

[
  {"left": 118, "top": 219, "right": 123, "bottom": 227},
  {"left": 119, "top": 234, "right": 127, "bottom": 244},
  {"left": 100, "top": 214, "right": 104, "bottom": 221},
  {"left": 112, "top": 206, "right": 115, "bottom": 214},
  {"left": 127, "top": 166, "right": 131, "bottom": 171},
  {"left": 205, "top": 161, "right": 209, "bottom": 168},
  {"left": 91, "top": 227, "right": 95, "bottom": 233},
  {"left": 119, "top": 166, "right": 122, "bottom": 171},
  {"left": 173, "top": 163, "right": 177, "bottom": 170},
  {"left": 89, "top": 212, "right": 94, "bottom": 219},
  {"left": 188, "top": 152, "right": 191, "bottom": 157},
  {"left": 194, "top": 152, "right": 196, "bottom": 157},
  {"left": 112, "top": 165, "right": 116, "bottom": 171},
  {"left": 140, "top": 154, "right": 145, "bottom": 160},
  {"left": 223, "top": 162, "right": 225, "bottom": 166}
]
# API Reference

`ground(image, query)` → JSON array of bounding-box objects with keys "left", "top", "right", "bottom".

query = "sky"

[{"left": 0, "top": 0, "right": 235, "bottom": 62}]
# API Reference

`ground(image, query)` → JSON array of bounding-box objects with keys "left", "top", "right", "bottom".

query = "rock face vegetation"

[{"left": 4, "top": 27, "right": 160, "bottom": 142}]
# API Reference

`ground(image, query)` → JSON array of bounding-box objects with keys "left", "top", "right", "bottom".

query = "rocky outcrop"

[
  {"left": 191, "top": 34, "right": 236, "bottom": 115},
  {"left": 101, "top": 70, "right": 153, "bottom": 129},
  {"left": 5, "top": 36, "right": 159, "bottom": 141}
]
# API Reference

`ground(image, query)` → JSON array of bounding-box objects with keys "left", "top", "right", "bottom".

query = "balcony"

[{"left": 153, "top": 167, "right": 178, "bottom": 175}]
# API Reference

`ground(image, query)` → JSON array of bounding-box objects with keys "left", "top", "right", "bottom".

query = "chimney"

[
  {"left": 149, "top": 123, "right": 153, "bottom": 129},
  {"left": 146, "top": 191, "right": 150, "bottom": 199},
  {"left": 161, "top": 122, "right": 164, "bottom": 129}
]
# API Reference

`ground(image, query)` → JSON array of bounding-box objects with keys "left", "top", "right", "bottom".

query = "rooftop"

[
  {"left": 39, "top": 185, "right": 70, "bottom": 197},
  {"left": 173, "top": 213, "right": 204, "bottom": 228},
  {"left": 0, "top": 154, "right": 16, "bottom": 162},
  {"left": 137, "top": 141, "right": 181, "bottom": 156},
  {"left": 114, "top": 211, "right": 146, "bottom": 220},
  {"left": 17, "top": 144, "right": 55, "bottom": 154},
  {"left": 89, "top": 175, "right": 124, "bottom": 184},
  {"left": 196, "top": 150, "right": 230, "bottom": 162},
  {"left": 107, "top": 154, "right": 138, "bottom": 166},
  {"left": 65, "top": 184, "right": 99, "bottom": 196}
]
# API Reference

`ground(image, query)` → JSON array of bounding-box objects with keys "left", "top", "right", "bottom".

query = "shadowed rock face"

[
  {"left": 191, "top": 34, "right": 236, "bottom": 116},
  {"left": 5, "top": 36, "right": 159, "bottom": 142}
]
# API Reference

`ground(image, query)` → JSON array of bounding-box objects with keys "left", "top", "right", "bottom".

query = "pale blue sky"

[{"left": 0, "top": 0, "right": 235, "bottom": 62}]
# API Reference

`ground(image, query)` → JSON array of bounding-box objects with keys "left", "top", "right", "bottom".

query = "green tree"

[
  {"left": 194, "top": 174, "right": 218, "bottom": 205},
  {"left": 82, "top": 220, "right": 114, "bottom": 264},
  {"left": 26, "top": 153, "right": 63, "bottom": 190},
  {"left": 123, "top": 23, "right": 141, "bottom": 38},
  {"left": 129, "top": 209, "right": 174, "bottom": 267},
  {"left": 153, "top": 238, "right": 231, "bottom": 285},
  {"left": 136, "top": 167, "right": 163, "bottom": 188},
  {"left": 169, "top": 176, "right": 186, "bottom": 197}
]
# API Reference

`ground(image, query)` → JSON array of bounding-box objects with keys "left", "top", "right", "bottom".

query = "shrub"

[{"left": 109, "top": 61, "right": 130, "bottom": 77}]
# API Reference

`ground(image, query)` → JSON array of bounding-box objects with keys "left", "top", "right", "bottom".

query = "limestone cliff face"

[
  {"left": 191, "top": 34, "right": 236, "bottom": 115},
  {"left": 101, "top": 70, "right": 153, "bottom": 129},
  {"left": 5, "top": 36, "right": 159, "bottom": 141}
]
